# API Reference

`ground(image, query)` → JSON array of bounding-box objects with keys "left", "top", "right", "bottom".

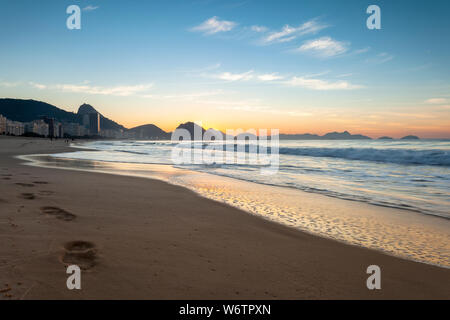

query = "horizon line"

[{"left": 1, "top": 97, "right": 449, "bottom": 140}]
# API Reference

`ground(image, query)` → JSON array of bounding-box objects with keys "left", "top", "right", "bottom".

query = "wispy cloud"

[
  {"left": 302, "top": 70, "right": 331, "bottom": 78},
  {"left": 336, "top": 73, "right": 354, "bottom": 78},
  {"left": 29, "top": 82, "right": 154, "bottom": 97},
  {"left": 251, "top": 25, "right": 268, "bottom": 33},
  {"left": 257, "top": 73, "right": 284, "bottom": 81},
  {"left": 353, "top": 47, "right": 370, "bottom": 55},
  {"left": 262, "top": 19, "right": 327, "bottom": 44},
  {"left": 83, "top": 5, "right": 99, "bottom": 12},
  {"left": 287, "top": 76, "right": 363, "bottom": 90},
  {"left": 191, "top": 16, "right": 237, "bottom": 35},
  {"left": 206, "top": 70, "right": 285, "bottom": 82},
  {"left": 29, "top": 82, "right": 47, "bottom": 89},
  {"left": 205, "top": 68, "right": 361, "bottom": 90},
  {"left": 367, "top": 52, "right": 394, "bottom": 64},
  {"left": 148, "top": 90, "right": 226, "bottom": 101},
  {"left": 297, "top": 37, "right": 349, "bottom": 57},
  {"left": 54, "top": 83, "right": 154, "bottom": 96},
  {"left": 211, "top": 70, "right": 254, "bottom": 81},
  {"left": 0, "top": 81, "right": 20, "bottom": 88},
  {"left": 425, "top": 98, "right": 448, "bottom": 104}
]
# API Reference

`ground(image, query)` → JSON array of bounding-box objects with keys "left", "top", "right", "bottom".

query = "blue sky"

[{"left": 0, "top": 0, "right": 449, "bottom": 137}]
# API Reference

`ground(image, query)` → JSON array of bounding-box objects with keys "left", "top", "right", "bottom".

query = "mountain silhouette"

[
  {"left": 0, "top": 98, "right": 79, "bottom": 123},
  {"left": 400, "top": 135, "right": 420, "bottom": 140},
  {"left": 128, "top": 124, "right": 170, "bottom": 139},
  {"left": 78, "top": 104, "right": 98, "bottom": 115},
  {"left": 322, "top": 131, "right": 371, "bottom": 140},
  {"left": 174, "top": 122, "right": 206, "bottom": 140},
  {"left": 280, "top": 131, "right": 371, "bottom": 140},
  {"left": 77, "top": 103, "right": 125, "bottom": 131}
]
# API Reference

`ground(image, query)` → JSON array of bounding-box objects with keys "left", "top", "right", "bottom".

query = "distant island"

[
  {"left": 0, "top": 98, "right": 422, "bottom": 140},
  {"left": 400, "top": 135, "right": 420, "bottom": 140},
  {"left": 279, "top": 131, "right": 372, "bottom": 140}
]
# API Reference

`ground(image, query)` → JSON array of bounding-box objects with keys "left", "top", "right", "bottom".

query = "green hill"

[
  {"left": 0, "top": 98, "right": 79, "bottom": 123},
  {"left": 0, "top": 99, "right": 125, "bottom": 131}
]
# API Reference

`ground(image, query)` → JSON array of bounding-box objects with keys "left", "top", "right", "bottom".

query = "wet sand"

[{"left": 0, "top": 136, "right": 449, "bottom": 299}]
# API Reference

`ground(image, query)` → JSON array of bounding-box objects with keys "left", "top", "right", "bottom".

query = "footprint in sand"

[
  {"left": 61, "top": 241, "right": 98, "bottom": 270},
  {"left": 40, "top": 206, "right": 76, "bottom": 221},
  {"left": 15, "top": 183, "right": 34, "bottom": 187},
  {"left": 20, "top": 193, "right": 36, "bottom": 200}
]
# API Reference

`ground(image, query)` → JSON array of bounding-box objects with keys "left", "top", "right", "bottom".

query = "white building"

[
  {"left": 54, "top": 122, "right": 63, "bottom": 138},
  {"left": 6, "top": 120, "right": 25, "bottom": 136},
  {"left": 29, "top": 120, "right": 49, "bottom": 136}
]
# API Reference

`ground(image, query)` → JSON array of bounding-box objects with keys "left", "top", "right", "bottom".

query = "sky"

[{"left": 0, "top": 0, "right": 449, "bottom": 138}]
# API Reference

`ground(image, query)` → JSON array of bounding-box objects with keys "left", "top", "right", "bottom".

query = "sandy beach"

[{"left": 0, "top": 136, "right": 449, "bottom": 300}]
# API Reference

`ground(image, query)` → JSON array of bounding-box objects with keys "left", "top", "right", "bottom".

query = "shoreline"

[
  {"left": 18, "top": 154, "right": 450, "bottom": 269},
  {"left": 1, "top": 136, "right": 449, "bottom": 299},
  {"left": 19, "top": 147, "right": 450, "bottom": 269}
]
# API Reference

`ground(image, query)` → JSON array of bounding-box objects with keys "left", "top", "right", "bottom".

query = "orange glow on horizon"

[{"left": 118, "top": 118, "right": 450, "bottom": 139}]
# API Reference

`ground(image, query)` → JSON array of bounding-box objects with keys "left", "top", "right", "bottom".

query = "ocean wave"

[
  {"left": 113, "top": 149, "right": 149, "bottom": 155},
  {"left": 278, "top": 147, "right": 450, "bottom": 166},
  {"left": 150, "top": 142, "right": 450, "bottom": 166},
  {"left": 105, "top": 142, "right": 450, "bottom": 166}
]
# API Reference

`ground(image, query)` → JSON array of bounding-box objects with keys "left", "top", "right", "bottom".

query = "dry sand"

[{"left": 0, "top": 136, "right": 448, "bottom": 299}]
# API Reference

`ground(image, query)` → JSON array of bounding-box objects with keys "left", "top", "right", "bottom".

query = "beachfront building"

[
  {"left": 63, "top": 122, "right": 83, "bottom": 137},
  {"left": 0, "top": 114, "right": 6, "bottom": 134},
  {"left": 63, "top": 122, "right": 92, "bottom": 137},
  {"left": 55, "top": 122, "right": 63, "bottom": 138},
  {"left": 82, "top": 112, "right": 101, "bottom": 135},
  {"left": 38, "top": 117, "right": 63, "bottom": 138},
  {"left": 30, "top": 120, "right": 49, "bottom": 137},
  {"left": 89, "top": 112, "right": 100, "bottom": 135},
  {"left": 100, "top": 129, "right": 124, "bottom": 139},
  {"left": 41, "top": 116, "right": 55, "bottom": 138},
  {"left": 79, "top": 125, "right": 88, "bottom": 137},
  {"left": 6, "top": 120, "right": 25, "bottom": 136}
]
